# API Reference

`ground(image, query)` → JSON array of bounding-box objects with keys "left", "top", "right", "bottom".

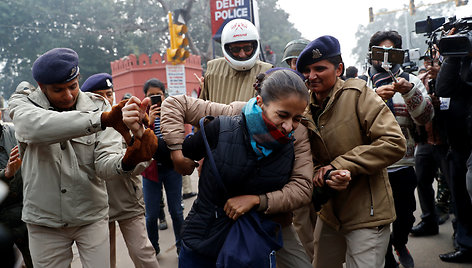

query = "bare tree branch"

[{"left": 154, "top": 0, "right": 169, "bottom": 14}]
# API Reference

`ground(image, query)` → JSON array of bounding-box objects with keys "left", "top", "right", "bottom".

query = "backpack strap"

[{"left": 199, "top": 116, "right": 228, "bottom": 195}]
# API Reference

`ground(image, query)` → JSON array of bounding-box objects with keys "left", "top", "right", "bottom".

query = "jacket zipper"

[{"left": 367, "top": 178, "right": 374, "bottom": 216}]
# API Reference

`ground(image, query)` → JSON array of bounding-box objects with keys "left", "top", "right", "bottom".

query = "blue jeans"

[{"left": 143, "top": 166, "right": 184, "bottom": 252}]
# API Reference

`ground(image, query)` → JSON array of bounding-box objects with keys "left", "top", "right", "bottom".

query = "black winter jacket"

[
  {"left": 435, "top": 56, "right": 472, "bottom": 149},
  {"left": 181, "top": 114, "right": 294, "bottom": 259}
]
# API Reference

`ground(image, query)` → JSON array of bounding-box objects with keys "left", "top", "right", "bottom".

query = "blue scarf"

[{"left": 242, "top": 98, "right": 293, "bottom": 159}]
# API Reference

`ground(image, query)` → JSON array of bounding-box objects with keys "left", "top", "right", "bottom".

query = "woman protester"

[{"left": 122, "top": 69, "right": 351, "bottom": 267}]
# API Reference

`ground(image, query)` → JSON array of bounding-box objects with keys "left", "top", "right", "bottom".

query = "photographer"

[
  {"left": 140, "top": 78, "right": 185, "bottom": 256},
  {"left": 411, "top": 52, "right": 452, "bottom": 239},
  {"left": 359, "top": 30, "right": 434, "bottom": 268},
  {"left": 434, "top": 27, "right": 472, "bottom": 262}
]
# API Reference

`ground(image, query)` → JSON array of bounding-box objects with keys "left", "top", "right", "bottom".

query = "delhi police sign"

[{"left": 210, "top": 0, "right": 253, "bottom": 41}]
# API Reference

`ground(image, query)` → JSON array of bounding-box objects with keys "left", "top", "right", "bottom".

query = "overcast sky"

[{"left": 277, "top": 0, "right": 471, "bottom": 68}]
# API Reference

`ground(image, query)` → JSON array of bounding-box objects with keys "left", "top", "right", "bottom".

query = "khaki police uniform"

[{"left": 9, "top": 86, "right": 138, "bottom": 268}]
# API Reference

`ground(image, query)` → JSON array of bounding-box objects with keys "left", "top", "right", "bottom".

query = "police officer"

[
  {"left": 281, "top": 39, "right": 309, "bottom": 70},
  {"left": 199, "top": 19, "right": 273, "bottom": 104},
  {"left": 81, "top": 73, "right": 159, "bottom": 268},
  {"left": 435, "top": 43, "right": 472, "bottom": 263},
  {"left": 296, "top": 36, "right": 406, "bottom": 268},
  {"left": 8, "top": 48, "right": 155, "bottom": 268},
  {"left": 360, "top": 30, "right": 434, "bottom": 268}
]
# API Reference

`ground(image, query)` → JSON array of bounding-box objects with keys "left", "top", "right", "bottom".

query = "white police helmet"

[{"left": 221, "top": 19, "right": 260, "bottom": 71}]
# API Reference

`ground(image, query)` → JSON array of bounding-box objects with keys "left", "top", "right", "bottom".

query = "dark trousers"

[
  {"left": 415, "top": 143, "right": 449, "bottom": 224},
  {"left": 0, "top": 206, "right": 33, "bottom": 268},
  {"left": 447, "top": 148, "right": 472, "bottom": 249},
  {"left": 178, "top": 241, "right": 216, "bottom": 268},
  {"left": 388, "top": 167, "right": 417, "bottom": 249}
]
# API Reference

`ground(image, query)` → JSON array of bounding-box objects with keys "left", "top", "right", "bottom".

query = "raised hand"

[
  {"left": 122, "top": 96, "right": 151, "bottom": 140},
  {"left": 5, "top": 145, "right": 22, "bottom": 178},
  {"left": 122, "top": 128, "right": 158, "bottom": 169},
  {"left": 101, "top": 99, "right": 132, "bottom": 145}
]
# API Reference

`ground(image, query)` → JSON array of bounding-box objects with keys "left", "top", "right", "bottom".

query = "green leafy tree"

[
  {"left": 258, "top": 0, "right": 302, "bottom": 66},
  {"left": 0, "top": 0, "right": 128, "bottom": 97},
  {"left": 0, "top": 0, "right": 300, "bottom": 99}
]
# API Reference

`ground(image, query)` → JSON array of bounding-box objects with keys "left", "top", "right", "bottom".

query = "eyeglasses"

[{"left": 228, "top": 45, "right": 254, "bottom": 54}]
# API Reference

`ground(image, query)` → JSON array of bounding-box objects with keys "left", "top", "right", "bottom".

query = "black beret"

[
  {"left": 81, "top": 73, "right": 113, "bottom": 92},
  {"left": 296, "top": 35, "right": 341, "bottom": 72},
  {"left": 32, "top": 48, "right": 79, "bottom": 84}
]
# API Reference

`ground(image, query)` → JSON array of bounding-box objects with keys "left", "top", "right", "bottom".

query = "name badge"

[{"left": 439, "top": 97, "right": 451, "bottom": 110}]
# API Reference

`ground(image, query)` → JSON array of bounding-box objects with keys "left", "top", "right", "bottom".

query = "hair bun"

[{"left": 253, "top": 73, "right": 266, "bottom": 92}]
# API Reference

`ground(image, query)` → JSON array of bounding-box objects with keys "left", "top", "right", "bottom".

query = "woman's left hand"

[{"left": 224, "top": 195, "right": 260, "bottom": 220}]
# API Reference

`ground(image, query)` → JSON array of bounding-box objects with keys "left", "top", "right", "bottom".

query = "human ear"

[
  {"left": 336, "top": 63, "right": 344, "bottom": 77},
  {"left": 256, "top": 95, "right": 264, "bottom": 108}
]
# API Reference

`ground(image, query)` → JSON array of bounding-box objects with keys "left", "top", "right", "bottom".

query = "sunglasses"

[{"left": 228, "top": 45, "right": 253, "bottom": 54}]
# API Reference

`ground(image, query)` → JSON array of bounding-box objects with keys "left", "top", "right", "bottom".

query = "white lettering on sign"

[
  {"left": 214, "top": 7, "right": 248, "bottom": 21},
  {"left": 216, "top": 0, "right": 244, "bottom": 9}
]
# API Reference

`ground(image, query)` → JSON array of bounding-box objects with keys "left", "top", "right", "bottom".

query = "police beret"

[
  {"left": 32, "top": 48, "right": 79, "bottom": 84},
  {"left": 81, "top": 73, "right": 113, "bottom": 93},
  {"left": 296, "top": 35, "right": 341, "bottom": 72}
]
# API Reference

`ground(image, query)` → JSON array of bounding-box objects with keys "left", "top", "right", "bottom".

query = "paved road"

[{"left": 72, "top": 174, "right": 472, "bottom": 268}]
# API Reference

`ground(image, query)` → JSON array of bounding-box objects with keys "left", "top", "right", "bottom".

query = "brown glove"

[
  {"left": 101, "top": 100, "right": 131, "bottom": 144},
  {"left": 122, "top": 128, "right": 158, "bottom": 169}
]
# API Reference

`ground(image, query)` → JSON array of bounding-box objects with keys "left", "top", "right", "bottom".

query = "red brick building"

[{"left": 110, "top": 52, "right": 202, "bottom": 101}]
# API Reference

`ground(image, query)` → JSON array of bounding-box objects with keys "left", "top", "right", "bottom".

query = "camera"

[
  {"left": 438, "top": 17, "right": 472, "bottom": 57},
  {"left": 415, "top": 17, "right": 445, "bottom": 35},
  {"left": 402, "top": 48, "right": 420, "bottom": 74},
  {"left": 370, "top": 46, "right": 405, "bottom": 65},
  {"left": 150, "top": 95, "right": 162, "bottom": 107}
]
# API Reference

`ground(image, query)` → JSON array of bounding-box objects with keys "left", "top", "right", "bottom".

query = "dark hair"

[
  {"left": 368, "top": 30, "right": 402, "bottom": 50},
  {"left": 143, "top": 78, "right": 166, "bottom": 95},
  {"left": 326, "top": 55, "right": 345, "bottom": 77},
  {"left": 345, "top": 66, "right": 358, "bottom": 79},
  {"left": 254, "top": 69, "right": 309, "bottom": 105}
]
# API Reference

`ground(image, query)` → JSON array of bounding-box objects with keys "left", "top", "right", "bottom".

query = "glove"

[
  {"left": 101, "top": 100, "right": 150, "bottom": 145},
  {"left": 101, "top": 100, "right": 131, "bottom": 144},
  {"left": 122, "top": 128, "right": 158, "bottom": 169},
  {"left": 312, "top": 169, "right": 337, "bottom": 212}
]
